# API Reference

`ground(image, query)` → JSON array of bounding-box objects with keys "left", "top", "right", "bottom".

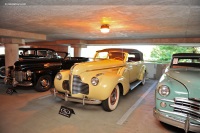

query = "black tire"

[
  {"left": 0, "top": 66, "right": 5, "bottom": 79},
  {"left": 102, "top": 85, "right": 120, "bottom": 112},
  {"left": 141, "top": 72, "right": 146, "bottom": 85},
  {"left": 35, "top": 75, "right": 52, "bottom": 92}
]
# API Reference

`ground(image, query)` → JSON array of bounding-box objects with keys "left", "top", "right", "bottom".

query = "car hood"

[
  {"left": 166, "top": 69, "right": 200, "bottom": 100},
  {"left": 72, "top": 59, "right": 125, "bottom": 75},
  {"left": 14, "top": 58, "right": 63, "bottom": 71}
]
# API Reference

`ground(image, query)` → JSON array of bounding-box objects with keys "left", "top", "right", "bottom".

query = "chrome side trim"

[
  {"left": 175, "top": 98, "right": 200, "bottom": 106},
  {"left": 156, "top": 98, "right": 174, "bottom": 103},
  {"left": 50, "top": 88, "right": 101, "bottom": 105},
  {"left": 170, "top": 104, "right": 200, "bottom": 116},
  {"left": 154, "top": 108, "right": 200, "bottom": 133}
]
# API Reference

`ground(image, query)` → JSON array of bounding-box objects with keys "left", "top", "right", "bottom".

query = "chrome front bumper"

[
  {"left": 153, "top": 107, "right": 200, "bottom": 133},
  {"left": 50, "top": 88, "right": 102, "bottom": 105},
  {"left": 4, "top": 77, "right": 33, "bottom": 87}
]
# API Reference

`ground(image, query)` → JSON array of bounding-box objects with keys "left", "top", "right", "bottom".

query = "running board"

[{"left": 130, "top": 80, "right": 142, "bottom": 90}]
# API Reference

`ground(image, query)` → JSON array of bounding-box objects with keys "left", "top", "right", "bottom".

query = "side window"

[
  {"left": 127, "top": 53, "right": 140, "bottom": 62},
  {"left": 37, "top": 50, "right": 47, "bottom": 57}
]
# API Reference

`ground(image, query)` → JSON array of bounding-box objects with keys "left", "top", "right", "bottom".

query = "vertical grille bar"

[
  {"left": 72, "top": 75, "right": 89, "bottom": 94},
  {"left": 14, "top": 71, "right": 26, "bottom": 82}
]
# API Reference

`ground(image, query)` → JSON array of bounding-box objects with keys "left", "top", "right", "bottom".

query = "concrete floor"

[{"left": 0, "top": 79, "right": 188, "bottom": 133}]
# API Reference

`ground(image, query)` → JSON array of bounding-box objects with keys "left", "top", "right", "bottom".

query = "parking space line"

[
  {"left": 117, "top": 81, "right": 157, "bottom": 125},
  {"left": 38, "top": 94, "right": 51, "bottom": 99}
]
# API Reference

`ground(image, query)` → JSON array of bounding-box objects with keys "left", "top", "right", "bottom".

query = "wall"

[{"left": 144, "top": 62, "right": 168, "bottom": 79}]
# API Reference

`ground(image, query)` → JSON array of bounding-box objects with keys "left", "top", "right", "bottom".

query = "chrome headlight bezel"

[
  {"left": 56, "top": 72, "right": 62, "bottom": 80},
  {"left": 91, "top": 77, "right": 99, "bottom": 86},
  {"left": 158, "top": 85, "right": 170, "bottom": 97},
  {"left": 26, "top": 70, "right": 32, "bottom": 77}
]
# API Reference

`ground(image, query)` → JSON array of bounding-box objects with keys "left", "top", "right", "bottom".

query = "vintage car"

[
  {"left": 154, "top": 53, "right": 200, "bottom": 133},
  {"left": 51, "top": 48, "right": 146, "bottom": 111},
  {"left": 0, "top": 48, "right": 54, "bottom": 78},
  {"left": 4, "top": 48, "right": 88, "bottom": 92}
]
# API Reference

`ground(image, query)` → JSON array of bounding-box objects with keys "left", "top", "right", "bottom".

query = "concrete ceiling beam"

[
  {"left": 0, "top": 28, "right": 46, "bottom": 40},
  {"left": 0, "top": 37, "right": 25, "bottom": 45},
  {"left": 26, "top": 39, "right": 87, "bottom": 46},
  {"left": 86, "top": 38, "right": 200, "bottom": 44}
]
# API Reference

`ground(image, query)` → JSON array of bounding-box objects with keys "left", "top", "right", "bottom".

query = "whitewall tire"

[{"left": 102, "top": 85, "right": 120, "bottom": 112}]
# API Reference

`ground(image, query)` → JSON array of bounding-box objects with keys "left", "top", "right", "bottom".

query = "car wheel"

[
  {"left": 35, "top": 75, "right": 52, "bottom": 92},
  {"left": 0, "top": 66, "right": 5, "bottom": 78},
  {"left": 141, "top": 72, "right": 146, "bottom": 85},
  {"left": 102, "top": 85, "right": 120, "bottom": 112}
]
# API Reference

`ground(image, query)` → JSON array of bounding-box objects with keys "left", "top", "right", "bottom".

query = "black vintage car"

[
  {"left": 0, "top": 48, "right": 57, "bottom": 78},
  {"left": 4, "top": 48, "right": 88, "bottom": 92}
]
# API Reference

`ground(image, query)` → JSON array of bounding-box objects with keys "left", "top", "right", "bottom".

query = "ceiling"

[{"left": 0, "top": 0, "right": 200, "bottom": 45}]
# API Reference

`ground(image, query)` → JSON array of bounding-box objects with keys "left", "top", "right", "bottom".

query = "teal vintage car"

[{"left": 154, "top": 53, "right": 200, "bottom": 133}]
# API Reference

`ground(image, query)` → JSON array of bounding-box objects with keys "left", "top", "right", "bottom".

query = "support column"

[
  {"left": 73, "top": 46, "right": 81, "bottom": 57},
  {"left": 0, "top": 38, "right": 24, "bottom": 76},
  {"left": 71, "top": 44, "right": 87, "bottom": 57},
  {"left": 4, "top": 44, "right": 19, "bottom": 75}
]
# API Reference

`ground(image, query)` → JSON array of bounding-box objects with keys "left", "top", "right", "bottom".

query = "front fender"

[
  {"left": 54, "top": 70, "right": 70, "bottom": 93},
  {"left": 75, "top": 72, "right": 122, "bottom": 101}
]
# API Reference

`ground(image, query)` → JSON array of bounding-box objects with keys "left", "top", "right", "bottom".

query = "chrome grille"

[
  {"left": 171, "top": 98, "right": 200, "bottom": 119},
  {"left": 14, "top": 71, "right": 26, "bottom": 82},
  {"left": 72, "top": 75, "right": 89, "bottom": 94}
]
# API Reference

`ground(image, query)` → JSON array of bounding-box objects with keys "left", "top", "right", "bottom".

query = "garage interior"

[{"left": 0, "top": 0, "right": 200, "bottom": 133}]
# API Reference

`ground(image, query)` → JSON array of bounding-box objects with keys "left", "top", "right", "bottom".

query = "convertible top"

[
  {"left": 96, "top": 48, "right": 143, "bottom": 61},
  {"left": 96, "top": 48, "right": 142, "bottom": 54}
]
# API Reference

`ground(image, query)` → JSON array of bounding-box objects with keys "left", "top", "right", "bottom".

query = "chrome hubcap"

[
  {"left": 110, "top": 88, "right": 117, "bottom": 105},
  {"left": 40, "top": 79, "right": 49, "bottom": 87}
]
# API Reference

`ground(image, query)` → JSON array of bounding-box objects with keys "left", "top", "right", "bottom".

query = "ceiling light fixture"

[{"left": 100, "top": 24, "right": 110, "bottom": 34}]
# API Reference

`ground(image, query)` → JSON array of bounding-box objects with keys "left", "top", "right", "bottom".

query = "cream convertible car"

[{"left": 51, "top": 48, "right": 146, "bottom": 111}]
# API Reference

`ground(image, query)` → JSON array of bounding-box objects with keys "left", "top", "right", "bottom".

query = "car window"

[
  {"left": 108, "top": 52, "right": 124, "bottom": 61},
  {"left": 95, "top": 51, "right": 125, "bottom": 61},
  {"left": 171, "top": 57, "right": 200, "bottom": 68},
  {"left": 95, "top": 52, "right": 108, "bottom": 59},
  {"left": 127, "top": 53, "right": 140, "bottom": 62}
]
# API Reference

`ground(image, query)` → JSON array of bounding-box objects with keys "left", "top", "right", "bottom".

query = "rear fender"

[{"left": 137, "top": 65, "right": 146, "bottom": 80}]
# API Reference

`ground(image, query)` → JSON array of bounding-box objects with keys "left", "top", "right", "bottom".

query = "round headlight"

[
  {"left": 91, "top": 77, "right": 99, "bottom": 86},
  {"left": 26, "top": 70, "right": 32, "bottom": 76},
  {"left": 158, "top": 85, "right": 170, "bottom": 97},
  {"left": 56, "top": 73, "right": 62, "bottom": 80}
]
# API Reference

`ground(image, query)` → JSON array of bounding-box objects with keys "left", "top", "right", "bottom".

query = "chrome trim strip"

[
  {"left": 86, "top": 65, "right": 125, "bottom": 72},
  {"left": 158, "top": 109, "right": 187, "bottom": 117},
  {"left": 175, "top": 98, "right": 200, "bottom": 106},
  {"left": 170, "top": 104, "right": 200, "bottom": 115},
  {"left": 190, "top": 98, "right": 200, "bottom": 102},
  {"left": 156, "top": 98, "right": 174, "bottom": 103}
]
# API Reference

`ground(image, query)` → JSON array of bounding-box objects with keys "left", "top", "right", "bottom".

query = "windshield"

[
  {"left": 95, "top": 51, "right": 125, "bottom": 61},
  {"left": 171, "top": 57, "right": 200, "bottom": 69}
]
